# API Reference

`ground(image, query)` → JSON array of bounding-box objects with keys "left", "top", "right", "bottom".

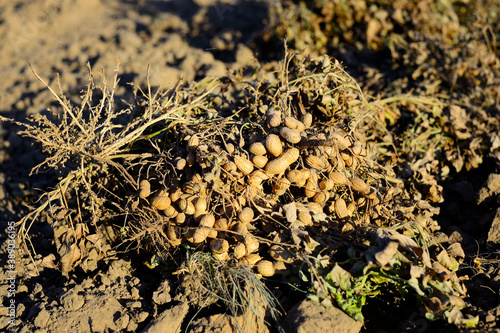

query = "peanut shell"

[
  {"left": 335, "top": 198, "right": 349, "bottom": 218},
  {"left": 329, "top": 172, "right": 350, "bottom": 186},
  {"left": 192, "top": 227, "right": 210, "bottom": 243},
  {"left": 249, "top": 142, "right": 267, "bottom": 155},
  {"left": 175, "top": 212, "right": 186, "bottom": 225},
  {"left": 200, "top": 213, "right": 216, "bottom": 228},
  {"left": 210, "top": 239, "right": 229, "bottom": 254},
  {"left": 251, "top": 155, "right": 268, "bottom": 168},
  {"left": 238, "top": 207, "right": 254, "bottom": 223},
  {"left": 304, "top": 177, "right": 318, "bottom": 198},
  {"left": 284, "top": 117, "right": 305, "bottom": 132},
  {"left": 214, "top": 218, "right": 229, "bottom": 230},
  {"left": 256, "top": 260, "right": 275, "bottom": 277},
  {"left": 187, "top": 135, "right": 199, "bottom": 151},
  {"left": 280, "top": 127, "right": 301, "bottom": 144},
  {"left": 313, "top": 190, "right": 329, "bottom": 204},
  {"left": 166, "top": 225, "right": 182, "bottom": 246},
  {"left": 193, "top": 196, "right": 207, "bottom": 213},
  {"left": 175, "top": 157, "right": 186, "bottom": 170},
  {"left": 302, "top": 113, "right": 313, "bottom": 128},
  {"left": 265, "top": 148, "right": 300, "bottom": 175},
  {"left": 234, "top": 155, "right": 254, "bottom": 175},
  {"left": 248, "top": 170, "right": 269, "bottom": 186},
  {"left": 265, "top": 134, "right": 283, "bottom": 157},
  {"left": 319, "top": 179, "right": 334, "bottom": 191},
  {"left": 151, "top": 190, "right": 171, "bottom": 210},
  {"left": 305, "top": 155, "right": 326, "bottom": 171},
  {"left": 164, "top": 205, "right": 178, "bottom": 218},
  {"left": 139, "top": 179, "right": 150, "bottom": 191},
  {"left": 351, "top": 177, "right": 370, "bottom": 194},
  {"left": 233, "top": 243, "right": 247, "bottom": 259},
  {"left": 232, "top": 222, "right": 248, "bottom": 241},
  {"left": 272, "top": 177, "right": 291, "bottom": 196},
  {"left": 241, "top": 253, "right": 262, "bottom": 266},
  {"left": 286, "top": 169, "right": 304, "bottom": 184},
  {"left": 266, "top": 109, "right": 282, "bottom": 127},
  {"left": 244, "top": 234, "right": 259, "bottom": 254}
]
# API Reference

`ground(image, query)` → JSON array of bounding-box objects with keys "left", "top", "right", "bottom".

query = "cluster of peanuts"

[{"left": 137, "top": 108, "right": 390, "bottom": 277}]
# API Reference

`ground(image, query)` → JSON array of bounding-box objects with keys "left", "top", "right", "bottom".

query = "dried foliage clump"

[
  {"left": 3, "top": 51, "right": 469, "bottom": 326},
  {"left": 265, "top": 0, "right": 500, "bottom": 177}
]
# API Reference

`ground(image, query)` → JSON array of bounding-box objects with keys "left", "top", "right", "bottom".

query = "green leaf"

[{"left": 462, "top": 316, "right": 479, "bottom": 328}]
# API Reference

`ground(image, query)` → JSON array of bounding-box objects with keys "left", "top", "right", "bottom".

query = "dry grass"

[{"left": 0, "top": 61, "right": 218, "bottom": 257}]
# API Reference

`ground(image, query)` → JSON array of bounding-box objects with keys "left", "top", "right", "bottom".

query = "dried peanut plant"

[{"left": 2, "top": 51, "right": 469, "bottom": 326}]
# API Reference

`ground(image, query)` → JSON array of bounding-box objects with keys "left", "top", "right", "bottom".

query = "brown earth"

[{"left": 1, "top": 1, "right": 499, "bottom": 333}]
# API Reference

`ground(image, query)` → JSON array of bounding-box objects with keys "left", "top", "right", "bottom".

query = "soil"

[{"left": 0, "top": 1, "right": 499, "bottom": 333}]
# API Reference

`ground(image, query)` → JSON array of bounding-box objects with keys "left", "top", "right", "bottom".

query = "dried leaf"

[
  {"left": 410, "top": 265, "right": 425, "bottom": 280},
  {"left": 41, "top": 254, "right": 57, "bottom": 269},
  {"left": 411, "top": 246, "right": 433, "bottom": 268},
  {"left": 437, "top": 249, "right": 460, "bottom": 271},
  {"left": 432, "top": 262, "right": 454, "bottom": 281},
  {"left": 289, "top": 219, "right": 305, "bottom": 229},
  {"left": 447, "top": 306, "right": 463, "bottom": 325},
  {"left": 374, "top": 241, "right": 399, "bottom": 267},
  {"left": 282, "top": 202, "right": 297, "bottom": 223},
  {"left": 303, "top": 234, "right": 320, "bottom": 253},
  {"left": 424, "top": 296, "right": 443, "bottom": 314},
  {"left": 449, "top": 105, "right": 471, "bottom": 140},
  {"left": 312, "top": 212, "right": 328, "bottom": 222},
  {"left": 446, "top": 295, "right": 466, "bottom": 309},
  {"left": 408, "top": 265, "right": 426, "bottom": 296},
  {"left": 60, "top": 243, "right": 81, "bottom": 276},
  {"left": 376, "top": 228, "right": 419, "bottom": 248},
  {"left": 447, "top": 243, "right": 465, "bottom": 263}
]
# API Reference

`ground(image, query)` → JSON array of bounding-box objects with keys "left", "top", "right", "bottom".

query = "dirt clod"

[
  {"left": 283, "top": 299, "right": 363, "bottom": 333},
  {"left": 142, "top": 302, "right": 189, "bottom": 333},
  {"left": 487, "top": 208, "right": 500, "bottom": 245}
]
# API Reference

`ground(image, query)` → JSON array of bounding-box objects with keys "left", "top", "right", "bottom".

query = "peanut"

[
  {"left": 210, "top": 239, "right": 229, "bottom": 254},
  {"left": 280, "top": 127, "right": 301, "bottom": 144},
  {"left": 234, "top": 155, "right": 254, "bottom": 175},
  {"left": 241, "top": 253, "right": 262, "bottom": 266},
  {"left": 305, "top": 155, "right": 326, "bottom": 171},
  {"left": 302, "top": 113, "right": 313, "bottom": 128},
  {"left": 266, "top": 109, "right": 282, "bottom": 127},
  {"left": 284, "top": 117, "right": 305, "bottom": 132},
  {"left": 351, "top": 177, "right": 370, "bottom": 194},
  {"left": 249, "top": 142, "right": 267, "bottom": 155},
  {"left": 251, "top": 154, "right": 268, "bottom": 168},
  {"left": 273, "top": 177, "right": 291, "bottom": 196},
  {"left": 329, "top": 172, "right": 350, "bottom": 186},
  {"left": 166, "top": 225, "right": 182, "bottom": 246},
  {"left": 265, "top": 148, "right": 300, "bottom": 174},
  {"left": 151, "top": 189, "right": 171, "bottom": 210},
  {"left": 239, "top": 207, "right": 254, "bottom": 223},
  {"left": 335, "top": 198, "right": 349, "bottom": 218},
  {"left": 265, "top": 134, "right": 283, "bottom": 157},
  {"left": 139, "top": 180, "right": 151, "bottom": 199},
  {"left": 256, "top": 260, "right": 275, "bottom": 277}
]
